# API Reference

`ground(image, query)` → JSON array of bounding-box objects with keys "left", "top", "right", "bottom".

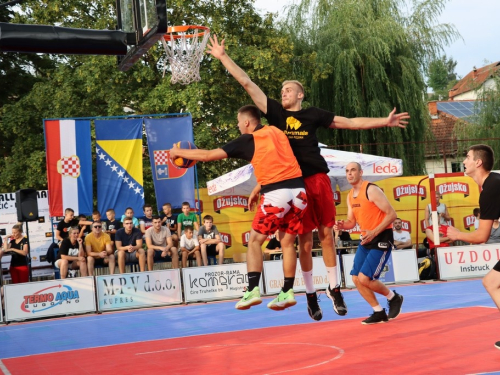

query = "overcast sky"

[{"left": 253, "top": 0, "right": 499, "bottom": 79}]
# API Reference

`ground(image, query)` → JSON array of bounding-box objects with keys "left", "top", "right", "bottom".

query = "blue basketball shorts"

[{"left": 350, "top": 244, "right": 392, "bottom": 280}]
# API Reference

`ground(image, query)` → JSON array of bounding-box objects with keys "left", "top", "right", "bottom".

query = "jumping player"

[
  {"left": 334, "top": 162, "right": 404, "bottom": 324},
  {"left": 169, "top": 105, "right": 307, "bottom": 311},
  {"left": 446, "top": 145, "right": 500, "bottom": 348},
  {"left": 207, "top": 35, "right": 409, "bottom": 320}
]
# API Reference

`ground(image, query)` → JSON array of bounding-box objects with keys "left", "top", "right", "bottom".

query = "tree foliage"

[
  {"left": 427, "top": 54, "right": 458, "bottom": 100},
  {"left": 281, "top": 0, "right": 459, "bottom": 175}
]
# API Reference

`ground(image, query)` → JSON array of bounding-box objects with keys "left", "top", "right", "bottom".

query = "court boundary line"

[
  {"left": 0, "top": 305, "right": 491, "bottom": 361},
  {"left": 0, "top": 360, "right": 12, "bottom": 375}
]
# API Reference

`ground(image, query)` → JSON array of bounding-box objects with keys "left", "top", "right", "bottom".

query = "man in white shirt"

[{"left": 392, "top": 218, "right": 412, "bottom": 250}]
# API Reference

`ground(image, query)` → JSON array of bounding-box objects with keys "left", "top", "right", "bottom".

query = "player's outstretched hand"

[
  {"left": 206, "top": 35, "right": 226, "bottom": 60},
  {"left": 387, "top": 108, "right": 410, "bottom": 128},
  {"left": 333, "top": 220, "right": 344, "bottom": 231}
]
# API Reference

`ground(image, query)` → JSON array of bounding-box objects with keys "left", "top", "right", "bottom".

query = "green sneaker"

[
  {"left": 267, "top": 289, "right": 297, "bottom": 311},
  {"left": 235, "top": 287, "right": 262, "bottom": 310}
]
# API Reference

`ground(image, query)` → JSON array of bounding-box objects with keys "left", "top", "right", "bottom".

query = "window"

[{"left": 451, "top": 162, "right": 464, "bottom": 172}]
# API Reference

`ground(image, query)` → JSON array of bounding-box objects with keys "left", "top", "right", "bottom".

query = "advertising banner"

[
  {"left": 437, "top": 244, "right": 500, "bottom": 280},
  {"left": 183, "top": 263, "right": 260, "bottom": 303},
  {"left": 262, "top": 256, "right": 341, "bottom": 295},
  {"left": 4, "top": 277, "right": 96, "bottom": 322},
  {"left": 0, "top": 190, "right": 54, "bottom": 271},
  {"left": 392, "top": 249, "right": 420, "bottom": 282},
  {"left": 96, "top": 269, "right": 182, "bottom": 311}
]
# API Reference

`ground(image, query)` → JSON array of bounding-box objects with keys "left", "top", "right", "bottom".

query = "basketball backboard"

[{"left": 116, "top": 0, "right": 167, "bottom": 71}]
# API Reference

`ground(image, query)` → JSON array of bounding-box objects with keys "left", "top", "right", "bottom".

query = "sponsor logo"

[
  {"left": 463, "top": 215, "right": 476, "bottom": 231},
  {"left": 437, "top": 182, "right": 470, "bottom": 197},
  {"left": 346, "top": 223, "right": 361, "bottom": 235},
  {"left": 214, "top": 196, "right": 249, "bottom": 213},
  {"left": 219, "top": 232, "right": 232, "bottom": 249},
  {"left": 242, "top": 231, "right": 250, "bottom": 247},
  {"left": 442, "top": 249, "right": 500, "bottom": 274},
  {"left": 373, "top": 163, "right": 399, "bottom": 174},
  {"left": 284, "top": 117, "right": 309, "bottom": 139},
  {"left": 393, "top": 184, "right": 427, "bottom": 201},
  {"left": 188, "top": 269, "right": 247, "bottom": 295},
  {"left": 21, "top": 284, "right": 81, "bottom": 314}
]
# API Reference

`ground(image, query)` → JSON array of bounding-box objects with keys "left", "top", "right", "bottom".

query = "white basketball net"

[{"left": 161, "top": 27, "right": 210, "bottom": 85}]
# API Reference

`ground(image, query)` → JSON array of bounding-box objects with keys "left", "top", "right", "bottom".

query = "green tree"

[
  {"left": 282, "top": 0, "right": 459, "bottom": 175},
  {"left": 428, "top": 55, "right": 458, "bottom": 100}
]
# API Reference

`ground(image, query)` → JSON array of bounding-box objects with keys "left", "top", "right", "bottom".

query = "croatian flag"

[{"left": 44, "top": 119, "right": 93, "bottom": 217}]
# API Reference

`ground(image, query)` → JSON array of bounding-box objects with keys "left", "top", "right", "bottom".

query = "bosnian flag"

[{"left": 44, "top": 119, "right": 93, "bottom": 217}]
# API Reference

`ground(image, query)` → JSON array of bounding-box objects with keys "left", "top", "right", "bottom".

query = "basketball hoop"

[{"left": 161, "top": 25, "right": 210, "bottom": 85}]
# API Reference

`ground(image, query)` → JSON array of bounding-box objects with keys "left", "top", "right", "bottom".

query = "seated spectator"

[
  {"left": 121, "top": 207, "right": 140, "bottom": 228},
  {"left": 393, "top": 218, "right": 412, "bottom": 249},
  {"left": 104, "top": 208, "right": 122, "bottom": 243},
  {"left": 115, "top": 217, "right": 145, "bottom": 273},
  {"left": 85, "top": 221, "right": 115, "bottom": 275},
  {"left": 146, "top": 216, "right": 178, "bottom": 270},
  {"left": 55, "top": 208, "right": 92, "bottom": 243},
  {"left": 140, "top": 204, "right": 154, "bottom": 235},
  {"left": 424, "top": 225, "right": 452, "bottom": 255},
  {"left": 265, "top": 230, "right": 282, "bottom": 260},
  {"left": 198, "top": 215, "right": 225, "bottom": 266},
  {"left": 180, "top": 226, "right": 201, "bottom": 268},
  {"left": 161, "top": 203, "right": 179, "bottom": 247},
  {"left": 473, "top": 208, "right": 480, "bottom": 230},
  {"left": 177, "top": 202, "right": 199, "bottom": 236},
  {"left": 486, "top": 218, "right": 500, "bottom": 244},
  {"left": 55, "top": 227, "right": 88, "bottom": 278},
  {"left": 1, "top": 224, "right": 29, "bottom": 284}
]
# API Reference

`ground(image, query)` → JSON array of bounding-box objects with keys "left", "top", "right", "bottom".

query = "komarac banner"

[
  {"left": 4, "top": 277, "right": 95, "bottom": 322},
  {"left": 183, "top": 263, "right": 262, "bottom": 303},
  {"left": 437, "top": 244, "right": 500, "bottom": 280},
  {"left": 262, "top": 256, "right": 341, "bottom": 295},
  {"left": 96, "top": 269, "right": 182, "bottom": 311}
]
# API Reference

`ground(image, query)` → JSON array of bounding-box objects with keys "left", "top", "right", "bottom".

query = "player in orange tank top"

[{"left": 335, "top": 162, "right": 405, "bottom": 324}]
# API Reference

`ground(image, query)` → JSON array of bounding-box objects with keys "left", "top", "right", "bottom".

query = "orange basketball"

[{"left": 173, "top": 141, "right": 197, "bottom": 168}]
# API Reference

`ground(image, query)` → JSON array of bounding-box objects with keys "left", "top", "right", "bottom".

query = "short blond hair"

[{"left": 282, "top": 80, "right": 305, "bottom": 95}]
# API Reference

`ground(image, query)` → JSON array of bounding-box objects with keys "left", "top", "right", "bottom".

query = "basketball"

[{"left": 173, "top": 141, "right": 197, "bottom": 168}]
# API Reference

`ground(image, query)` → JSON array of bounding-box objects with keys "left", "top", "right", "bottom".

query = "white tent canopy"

[{"left": 207, "top": 148, "right": 403, "bottom": 196}]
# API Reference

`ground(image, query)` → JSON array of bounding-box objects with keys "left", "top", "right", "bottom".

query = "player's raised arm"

[
  {"left": 331, "top": 108, "right": 409, "bottom": 130},
  {"left": 169, "top": 144, "right": 228, "bottom": 163},
  {"left": 206, "top": 35, "right": 267, "bottom": 113}
]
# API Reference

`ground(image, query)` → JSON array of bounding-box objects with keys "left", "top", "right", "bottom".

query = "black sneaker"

[
  {"left": 387, "top": 291, "right": 404, "bottom": 320},
  {"left": 495, "top": 342, "right": 500, "bottom": 350},
  {"left": 306, "top": 292, "right": 323, "bottom": 321},
  {"left": 326, "top": 285, "right": 347, "bottom": 316},
  {"left": 361, "top": 309, "right": 389, "bottom": 325}
]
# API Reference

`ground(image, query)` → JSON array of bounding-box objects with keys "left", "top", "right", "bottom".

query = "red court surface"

[{"left": 2, "top": 306, "right": 500, "bottom": 375}]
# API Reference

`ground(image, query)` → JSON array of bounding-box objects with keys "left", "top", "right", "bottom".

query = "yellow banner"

[{"left": 197, "top": 174, "right": 481, "bottom": 257}]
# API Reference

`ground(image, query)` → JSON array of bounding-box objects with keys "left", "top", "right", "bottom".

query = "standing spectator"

[
  {"left": 161, "top": 203, "right": 179, "bottom": 247},
  {"left": 425, "top": 192, "right": 451, "bottom": 227},
  {"left": 78, "top": 214, "right": 91, "bottom": 240},
  {"left": 146, "top": 216, "right": 178, "bottom": 270},
  {"left": 180, "top": 226, "right": 201, "bottom": 268},
  {"left": 55, "top": 227, "right": 87, "bottom": 278},
  {"left": 1, "top": 225, "right": 29, "bottom": 283},
  {"left": 115, "top": 217, "right": 145, "bottom": 273},
  {"left": 486, "top": 219, "right": 500, "bottom": 244},
  {"left": 104, "top": 208, "right": 122, "bottom": 243},
  {"left": 140, "top": 204, "right": 154, "bottom": 235},
  {"left": 55, "top": 208, "right": 92, "bottom": 242},
  {"left": 392, "top": 218, "right": 412, "bottom": 249},
  {"left": 177, "top": 202, "right": 199, "bottom": 236},
  {"left": 473, "top": 208, "right": 481, "bottom": 230},
  {"left": 198, "top": 215, "right": 225, "bottom": 266},
  {"left": 121, "top": 207, "right": 140, "bottom": 228},
  {"left": 85, "top": 221, "right": 115, "bottom": 275}
]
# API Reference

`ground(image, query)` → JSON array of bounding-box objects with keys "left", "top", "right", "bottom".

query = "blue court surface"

[{"left": 0, "top": 278, "right": 495, "bottom": 361}]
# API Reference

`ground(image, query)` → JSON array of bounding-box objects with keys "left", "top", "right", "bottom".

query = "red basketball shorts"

[{"left": 301, "top": 173, "right": 336, "bottom": 234}]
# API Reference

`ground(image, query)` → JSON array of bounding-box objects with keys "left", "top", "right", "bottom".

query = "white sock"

[
  {"left": 326, "top": 266, "right": 339, "bottom": 289},
  {"left": 386, "top": 290, "right": 395, "bottom": 300},
  {"left": 373, "top": 304, "right": 383, "bottom": 312},
  {"left": 301, "top": 269, "right": 315, "bottom": 294}
]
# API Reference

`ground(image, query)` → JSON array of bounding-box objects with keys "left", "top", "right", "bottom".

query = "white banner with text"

[
  {"left": 437, "top": 243, "right": 500, "bottom": 280},
  {"left": 4, "top": 277, "right": 96, "bottom": 322},
  {"left": 96, "top": 269, "right": 182, "bottom": 311},
  {"left": 183, "top": 263, "right": 260, "bottom": 303},
  {"left": 262, "top": 256, "right": 341, "bottom": 295}
]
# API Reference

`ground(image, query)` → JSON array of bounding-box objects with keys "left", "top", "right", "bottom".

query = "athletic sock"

[
  {"left": 326, "top": 266, "right": 339, "bottom": 289},
  {"left": 373, "top": 304, "right": 383, "bottom": 312},
  {"left": 301, "top": 269, "right": 315, "bottom": 294},
  {"left": 386, "top": 290, "right": 395, "bottom": 300},
  {"left": 247, "top": 272, "right": 261, "bottom": 291},
  {"left": 283, "top": 277, "right": 295, "bottom": 293}
]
